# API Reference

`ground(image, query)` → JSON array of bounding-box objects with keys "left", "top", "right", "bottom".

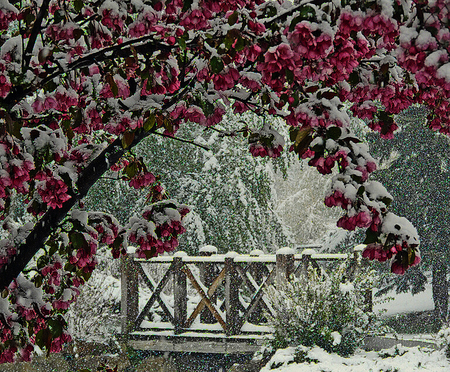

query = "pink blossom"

[
  {"left": 36, "top": 177, "right": 71, "bottom": 209},
  {"left": 185, "top": 106, "right": 206, "bottom": 125},
  {"left": 0, "top": 74, "right": 11, "bottom": 98},
  {"left": 180, "top": 9, "right": 209, "bottom": 30}
]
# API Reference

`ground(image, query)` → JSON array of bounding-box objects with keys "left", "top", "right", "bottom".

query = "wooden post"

[
  {"left": 199, "top": 246, "right": 217, "bottom": 324},
  {"left": 276, "top": 248, "right": 295, "bottom": 287},
  {"left": 121, "top": 253, "right": 139, "bottom": 335},
  {"left": 225, "top": 256, "right": 239, "bottom": 336},
  {"left": 173, "top": 256, "right": 187, "bottom": 334}
]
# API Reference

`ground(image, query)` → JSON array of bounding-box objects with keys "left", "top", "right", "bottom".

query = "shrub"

[
  {"left": 266, "top": 262, "right": 376, "bottom": 356},
  {"left": 438, "top": 325, "right": 450, "bottom": 358}
]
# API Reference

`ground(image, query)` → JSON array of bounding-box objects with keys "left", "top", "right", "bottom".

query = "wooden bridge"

[{"left": 119, "top": 246, "right": 371, "bottom": 354}]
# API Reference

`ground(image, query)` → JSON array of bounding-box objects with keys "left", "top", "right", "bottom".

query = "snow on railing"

[{"left": 120, "top": 245, "right": 371, "bottom": 338}]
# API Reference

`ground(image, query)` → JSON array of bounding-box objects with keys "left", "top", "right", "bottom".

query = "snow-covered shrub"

[
  {"left": 267, "top": 262, "right": 375, "bottom": 356},
  {"left": 438, "top": 325, "right": 450, "bottom": 358}
]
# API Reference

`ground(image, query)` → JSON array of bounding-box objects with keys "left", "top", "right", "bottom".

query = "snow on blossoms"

[
  {"left": 0, "top": 0, "right": 448, "bottom": 364},
  {"left": 127, "top": 200, "right": 189, "bottom": 259}
]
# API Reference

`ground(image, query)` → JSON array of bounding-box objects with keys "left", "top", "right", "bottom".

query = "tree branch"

[
  {"left": 0, "top": 75, "right": 197, "bottom": 290},
  {"left": 22, "top": 0, "right": 51, "bottom": 72},
  {"left": 151, "top": 131, "right": 210, "bottom": 151}
]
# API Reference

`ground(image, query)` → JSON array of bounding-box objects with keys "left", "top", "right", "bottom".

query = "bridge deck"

[{"left": 119, "top": 330, "right": 271, "bottom": 354}]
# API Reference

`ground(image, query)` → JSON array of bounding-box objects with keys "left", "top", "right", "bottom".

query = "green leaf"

[
  {"left": 210, "top": 57, "right": 224, "bottom": 74},
  {"left": 69, "top": 231, "right": 88, "bottom": 251},
  {"left": 54, "top": 10, "right": 64, "bottom": 24},
  {"left": 143, "top": 114, "right": 156, "bottom": 132},
  {"left": 35, "top": 328, "right": 52, "bottom": 350},
  {"left": 47, "top": 319, "right": 63, "bottom": 338},
  {"left": 37, "top": 256, "right": 49, "bottom": 269},
  {"left": 124, "top": 162, "right": 138, "bottom": 179},
  {"left": 182, "top": 0, "right": 194, "bottom": 11},
  {"left": 81, "top": 270, "right": 92, "bottom": 281},
  {"left": 289, "top": 16, "right": 303, "bottom": 32},
  {"left": 285, "top": 69, "right": 294, "bottom": 84},
  {"left": 228, "top": 11, "right": 238, "bottom": 26},
  {"left": 34, "top": 274, "right": 43, "bottom": 288},
  {"left": 122, "top": 131, "right": 135, "bottom": 149},
  {"left": 378, "top": 110, "right": 394, "bottom": 124},
  {"left": 73, "top": 0, "right": 83, "bottom": 12},
  {"left": 381, "top": 196, "right": 392, "bottom": 207},
  {"left": 363, "top": 229, "right": 379, "bottom": 244},
  {"left": 106, "top": 74, "right": 119, "bottom": 97},
  {"left": 102, "top": 111, "right": 112, "bottom": 124},
  {"left": 327, "top": 126, "right": 341, "bottom": 140},
  {"left": 235, "top": 36, "right": 246, "bottom": 52},
  {"left": 300, "top": 5, "right": 315, "bottom": 18},
  {"left": 43, "top": 81, "right": 58, "bottom": 93},
  {"left": 357, "top": 186, "right": 365, "bottom": 196},
  {"left": 348, "top": 71, "right": 360, "bottom": 86},
  {"left": 177, "top": 37, "right": 186, "bottom": 51}
]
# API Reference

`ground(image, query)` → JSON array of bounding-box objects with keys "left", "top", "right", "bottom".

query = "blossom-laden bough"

[{"left": 0, "top": 0, "right": 447, "bottom": 363}]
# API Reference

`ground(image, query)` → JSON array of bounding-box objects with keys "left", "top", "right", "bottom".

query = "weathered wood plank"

[
  {"left": 185, "top": 266, "right": 226, "bottom": 328},
  {"left": 134, "top": 261, "right": 174, "bottom": 322},
  {"left": 134, "top": 262, "right": 175, "bottom": 328},
  {"left": 225, "top": 257, "right": 240, "bottom": 336},
  {"left": 183, "top": 264, "right": 227, "bottom": 331},
  {"left": 173, "top": 257, "right": 187, "bottom": 334},
  {"left": 121, "top": 254, "right": 139, "bottom": 334}
]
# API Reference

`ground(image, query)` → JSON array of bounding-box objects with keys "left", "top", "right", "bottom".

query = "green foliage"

[
  {"left": 267, "top": 262, "right": 376, "bottom": 357},
  {"left": 85, "top": 111, "right": 293, "bottom": 254}
]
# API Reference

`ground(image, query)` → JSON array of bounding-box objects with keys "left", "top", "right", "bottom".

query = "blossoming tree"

[{"left": 0, "top": 0, "right": 448, "bottom": 363}]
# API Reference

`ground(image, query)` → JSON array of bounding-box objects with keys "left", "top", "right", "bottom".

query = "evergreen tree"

[
  {"left": 85, "top": 111, "right": 293, "bottom": 254},
  {"left": 368, "top": 106, "right": 450, "bottom": 323}
]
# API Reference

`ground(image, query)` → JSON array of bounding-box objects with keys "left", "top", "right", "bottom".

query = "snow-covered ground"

[
  {"left": 261, "top": 344, "right": 450, "bottom": 371},
  {"left": 262, "top": 282, "right": 450, "bottom": 372},
  {"left": 373, "top": 282, "right": 434, "bottom": 316}
]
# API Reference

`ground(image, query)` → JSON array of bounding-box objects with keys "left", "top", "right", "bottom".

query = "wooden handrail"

[{"left": 121, "top": 246, "right": 370, "bottom": 338}]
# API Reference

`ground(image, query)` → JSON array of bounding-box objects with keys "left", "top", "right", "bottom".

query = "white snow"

[
  {"left": 276, "top": 247, "right": 295, "bottom": 255},
  {"left": 261, "top": 345, "right": 450, "bottom": 371},
  {"left": 199, "top": 245, "right": 218, "bottom": 254}
]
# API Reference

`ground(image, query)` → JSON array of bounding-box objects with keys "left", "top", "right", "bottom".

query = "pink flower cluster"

[
  {"left": 31, "top": 89, "right": 79, "bottom": 114},
  {"left": 324, "top": 190, "right": 352, "bottom": 209},
  {"left": 129, "top": 170, "right": 156, "bottom": 189},
  {"left": 41, "top": 261, "right": 63, "bottom": 294},
  {"left": 337, "top": 210, "right": 373, "bottom": 231},
  {"left": 99, "top": 76, "right": 130, "bottom": 100},
  {"left": 0, "top": 136, "right": 35, "bottom": 210},
  {"left": 339, "top": 11, "right": 398, "bottom": 50},
  {"left": 287, "top": 22, "right": 333, "bottom": 60},
  {"left": 100, "top": 7, "right": 126, "bottom": 33},
  {"left": 180, "top": 9, "right": 210, "bottom": 30},
  {"left": 0, "top": 72, "right": 11, "bottom": 98},
  {"left": 105, "top": 115, "right": 140, "bottom": 136},
  {"left": 45, "top": 22, "right": 79, "bottom": 44},
  {"left": 248, "top": 124, "right": 285, "bottom": 158},
  {"left": 212, "top": 68, "right": 240, "bottom": 91},
  {"left": 35, "top": 171, "right": 71, "bottom": 209},
  {"left": 142, "top": 66, "right": 181, "bottom": 96},
  {"left": 0, "top": 6, "right": 17, "bottom": 31},
  {"left": 128, "top": 202, "right": 189, "bottom": 258},
  {"left": 128, "top": 11, "right": 160, "bottom": 37},
  {"left": 68, "top": 232, "right": 97, "bottom": 272},
  {"left": 362, "top": 243, "right": 421, "bottom": 275}
]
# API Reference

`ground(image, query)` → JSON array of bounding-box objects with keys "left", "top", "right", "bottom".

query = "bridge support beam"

[
  {"left": 225, "top": 257, "right": 239, "bottom": 336},
  {"left": 173, "top": 256, "right": 187, "bottom": 334},
  {"left": 121, "top": 253, "right": 139, "bottom": 335}
]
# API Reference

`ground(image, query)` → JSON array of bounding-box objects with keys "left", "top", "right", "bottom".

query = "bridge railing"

[{"left": 120, "top": 246, "right": 370, "bottom": 338}]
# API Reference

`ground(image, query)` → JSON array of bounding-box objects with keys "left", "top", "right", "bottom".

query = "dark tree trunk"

[{"left": 432, "top": 260, "right": 448, "bottom": 324}]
